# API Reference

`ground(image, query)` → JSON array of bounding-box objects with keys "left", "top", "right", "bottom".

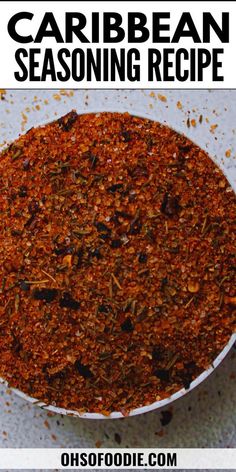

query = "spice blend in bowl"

[{"left": 0, "top": 111, "right": 235, "bottom": 416}]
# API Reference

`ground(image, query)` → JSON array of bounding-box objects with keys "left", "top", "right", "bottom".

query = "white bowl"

[{"left": 0, "top": 90, "right": 235, "bottom": 419}]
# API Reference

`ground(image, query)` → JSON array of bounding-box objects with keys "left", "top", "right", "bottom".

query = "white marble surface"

[{"left": 0, "top": 89, "right": 236, "bottom": 471}]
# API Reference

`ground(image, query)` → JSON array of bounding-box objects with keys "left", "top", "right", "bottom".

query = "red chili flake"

[
  {"left": 152, "top": 346, "right": 164, "bottom": 361},
  {"left": 19, "top": 280, "right": 30, "bottom": 292},
  {"left": 154, "top": 369, "right": 170, "bottom": 382},
  {"left": 121, "top": 130, "right": 132, "bottom": 142},
  {"left": 161, "top": 193, "right": 181, "bottom": 217},
  {"left": 98, "top": 304, "right": 110, "bottom": 314},
  {"left": 121, "top": 317, "right": 134, "bottom": 332},
  {"left": 138, "top": 252, "right": 148, "bottom": 263},
  {"left": 108, "top": 183, "right": 124, "bottom": 193},
  {"left": 90, "top": 248, "right": 102, "bottom": 260},
  {"left": 59, "top": 292, "right": 80, "bottom": 310},
  {"left": 57, "top": 111, "right": 78, "bottom": 131},
  {"left": 95, "top": 222, "right": 111, "bottom": 234},
  {"left": 18, "top": 186, "right": 28, "bottom": 197},
  {"left": 110, "top": 239, "right": 122, "bottom": 248}
]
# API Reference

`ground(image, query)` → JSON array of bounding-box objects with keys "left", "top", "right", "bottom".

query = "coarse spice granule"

[{"left": 0, "top": 111, "right": 235, "bottom": 415}]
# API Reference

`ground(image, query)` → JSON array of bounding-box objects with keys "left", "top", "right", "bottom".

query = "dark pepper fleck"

[
  {"left": 121, "top": 317, "right": 134, "bottom": 332},
  {"left": 181, "top": 373, "right": 193, "bottom": 390},
  {"left": 154, "top": 369, "right": 170, "bottom": 382},
  {"left": 11, "top": 229, "right": 22, "bottom": 236},
  {"left": 185, "top": 361, "right": 196, "bottom": 370},
  {"left": 160, "top": 409, "right": 173, "bottom": 426},
  {"left": 24, "top": 215, "right": 36, "bottom": 228},
  {"left": 55, "top": 245, "right": 73, "bottom": 256},
  {"left": 179, "top": 144, "right": 192, "bottom": 153},
  {"left": 111, "top": 239, "right": 122, "bottom": 248},
  {"left": 98, "top": 304, "right": 110, "bottom": 313},
  {"left": 11, "top": 333, "right": 22, "bottom": 354},
  {"left": 161, "top": 193, "right": 181, "bottom": 217},
  {"left": 19, "top": 280, "right": 30, "bottom": 292},
  {"left": 33, "top": 288, "right": 58, "bottom": 303},
  {"left": 59, "top": 292, "right": 80, "bottom": 310},
  {"left": 180, "top": 361, "right": 197, "bottom": 389},
  {"left": 115, "top": 210, "right": 132, "bottom": 220},
  {"left": 160, "top": 277, "right": 168, "bottom": 290},
  {"left": 75, "top": 360, "right": 93, "bottom": 379}
]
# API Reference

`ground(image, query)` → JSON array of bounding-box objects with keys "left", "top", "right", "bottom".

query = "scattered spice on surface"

[
  {"left": 155, "top": 429, "right": 165, "bottom": 437},
  {"left": 225, "top": 149, "right": 231, "bottom": 158},
  {"left": 210, "top": 124, "right": 218, "bottom": 134},
  {"left": 44, "top": 420, "right": 50, "bottom": 430},
  {"left": 157, "top": 94, "right": 167, "bottom": 102},
  {"left": 95, "top": 440, "right": 102, "bottom": 448},
  {"left": 0, "top": 111, "right": 235, "bottom": 415}
]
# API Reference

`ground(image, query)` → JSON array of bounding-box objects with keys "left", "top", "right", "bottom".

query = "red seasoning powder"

[{"left": 0, "top": 111, "right": 235, "bottom": 415}]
